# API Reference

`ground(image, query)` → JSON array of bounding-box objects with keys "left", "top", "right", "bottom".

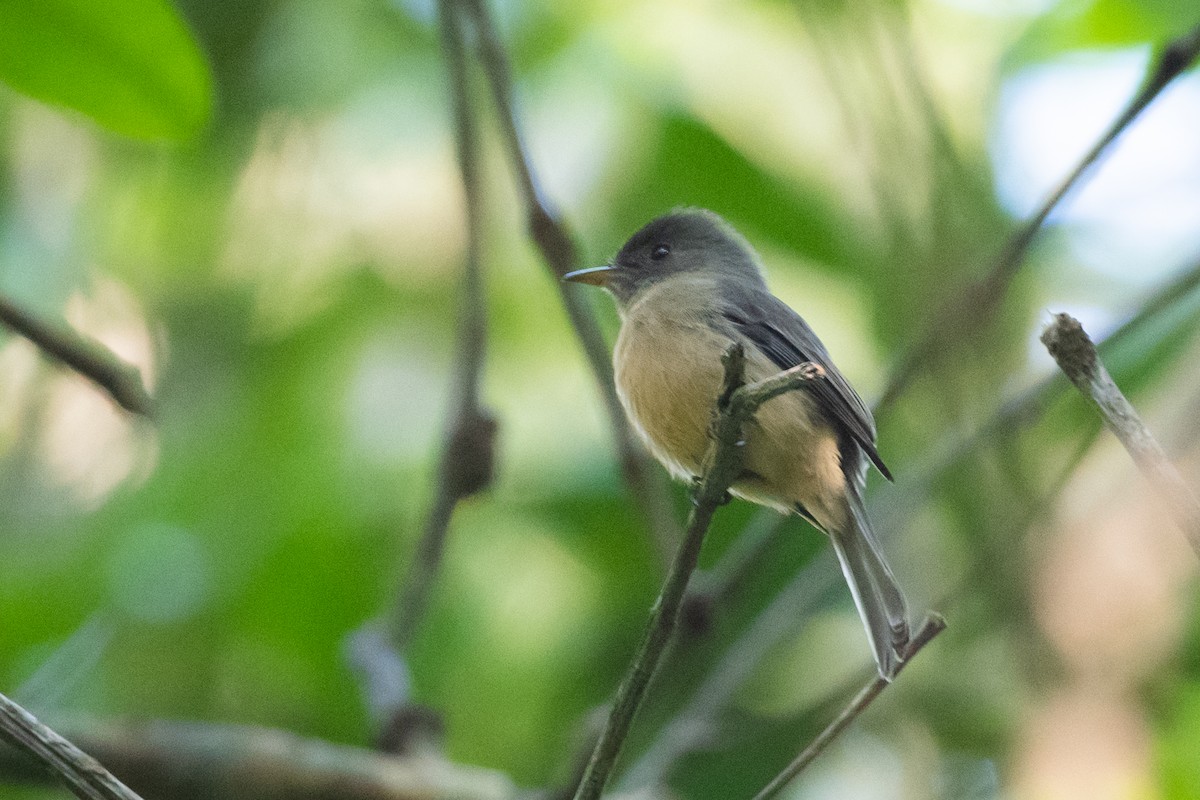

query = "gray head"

[{"left": 564, "top": 209, "right": 767, "bottom": 306}]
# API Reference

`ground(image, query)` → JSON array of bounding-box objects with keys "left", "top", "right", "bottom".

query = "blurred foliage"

[
  {"left": 2, "top": 0, "right": 1200, "bottom": 799},
  {"left": 0, "top": 0, "right": 213, "bottom": 140},
  {"left": 1010, "top": 0, "right": 1200, "bottom": 65}
]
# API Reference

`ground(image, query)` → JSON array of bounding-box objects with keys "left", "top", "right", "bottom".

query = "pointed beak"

[{"left": 562, "top": 265, "right": 616, "bottom": 286}]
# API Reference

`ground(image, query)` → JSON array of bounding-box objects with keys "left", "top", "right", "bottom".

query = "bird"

[{"left": 564, "top": 208, "right": 911, "bottom": 679}]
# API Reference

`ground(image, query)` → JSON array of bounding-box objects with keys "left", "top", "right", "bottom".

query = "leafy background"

[{"left": 2, "top": 0, "right": 1200, "bottom": 798}]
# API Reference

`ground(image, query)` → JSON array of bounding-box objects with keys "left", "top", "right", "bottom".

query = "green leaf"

[
  {"left": 1008, "top": 0, "right": 1200, "bottom": 67},
  {"left": 0, "top": 0, "right": 213, "bottom": 141}
]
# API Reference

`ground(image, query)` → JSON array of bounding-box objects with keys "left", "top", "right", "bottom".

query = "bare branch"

[
  {"left": 877, "top": 23, "right": 1200, "bottom": 414},
  {"left": 0, "top": 692, "right": 144, "bottom": 800},
  {"left": 1041, "top": 312, "right": 1200, "bottom": 558},
  {"left": 750, "top": 614, "right": 946, "bottom": 800},
  {"left": 387, "top": 0, "right": 497, "bottom": 654},
  {"left": 571, "top": 346, "right": 829, "bottom": 800},
  {"left": 0, "top": 715, "right": 514, "bottom": 800},
  {"left": 457, "top": 0, "right": 682, "bottom": 561},
  {"left": 351, "top": 0, "right": 498, "bottom": 738},
  {"left": 0, "top": 294, "right": 155, "bottom": 418}
]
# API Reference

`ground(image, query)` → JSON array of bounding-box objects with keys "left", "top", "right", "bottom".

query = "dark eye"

[{"left": 650, "top": 244, "right": 670, "bottom": 261}]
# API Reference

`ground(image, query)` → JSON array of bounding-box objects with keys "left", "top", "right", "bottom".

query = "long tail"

[{"left": 828, "top": 491, "right": 911, "bottom": 680}]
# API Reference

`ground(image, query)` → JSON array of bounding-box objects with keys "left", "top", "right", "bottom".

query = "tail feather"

[{"left": 830, "top": 496, "right": 910, "bottom": 680}]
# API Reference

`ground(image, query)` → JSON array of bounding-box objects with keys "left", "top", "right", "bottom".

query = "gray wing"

[{"left": 715, "top": 282, "right": 893, "bottom": 482}]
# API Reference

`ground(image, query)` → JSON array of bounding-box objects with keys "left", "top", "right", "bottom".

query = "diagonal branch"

[
  {"left": 1041, "top": 312, "right": 1200, "bottom": 558},
  {"left": 457, "top": 0, "right": 682, "bottom": 561},
  {"left": 983, "top": 23, "right": 1200, "bottom": 295},
  {"left": 571, "top": 348, "right": 830, "bottom": 800},
  {"left": 749, "top": 614, "right": 946, "bottom": 800},
  {"left": 877, "top": 23, "right": 1200, "bottom": 414},
  {"left": 0, "top": 692, "right": 144, "bottom": 800},
  {"left": 0, "top": 294, "right": 155, "bottom": 418}
]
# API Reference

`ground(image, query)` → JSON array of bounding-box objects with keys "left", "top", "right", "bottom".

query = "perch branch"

[
  {"left": 571, "top": 349, "right": 829, "bottom": 800},
  {"left": 1041, "top": 312, "right": 1200, "bottom": 558},
  {"left": 750, "top": 614, "right": 946, "bottom": 800},
  {"left": 624, "top": 259, "right": 1200, "bottom": 791},
  {"left": 877, "top": 23, "right": 1200, "bottom": 414},
  {"left": 0, "top": 294, "right": 155, "bottom": 418},
  {"left": 0, "top": 715, "right": 514, "bottom": 800},
  {"left": 458, "top": 0, "right": 682, "bottom": 561},
  {"left": 0, "top": 692, "right": 144, "bottom": 800}
]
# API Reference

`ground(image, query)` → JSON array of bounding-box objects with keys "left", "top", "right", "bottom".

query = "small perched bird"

[{"left": 565, "top": 209, "right": 910, "bottom": 678}]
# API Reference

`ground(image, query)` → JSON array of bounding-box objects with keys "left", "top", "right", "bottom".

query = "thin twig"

[
  {"left": 0, "top": 294, "right": 155, "bottom": 418},
  {"left": 352, "top": 0, "right": 497, "bottom": 735},
  {"left": 0, "top": 692, "right": 144, "bottom": 800},
  {"left": 457, "top": 0, "right": 682, "bottom": 562},
  {"left": 750, "top": 614, "right": 947, "bottom": 800},
  {"left": 989, "top": 24, "right": 1200, "bottom": 292},
  {"left": 0, "top": 715, "right": 515, "bottom": 800},
  {"left": 571, "top": 348, "right": 829, "bottom": 800},
  {"left": 1041, "top": 312, "right": 1200, "bottom": 558},
  {"left": 388, "top": 0, "right": 497, "bottom": 652},
  {"left": 877, "top": 23, "right": 1200, "bottom": 414}
]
